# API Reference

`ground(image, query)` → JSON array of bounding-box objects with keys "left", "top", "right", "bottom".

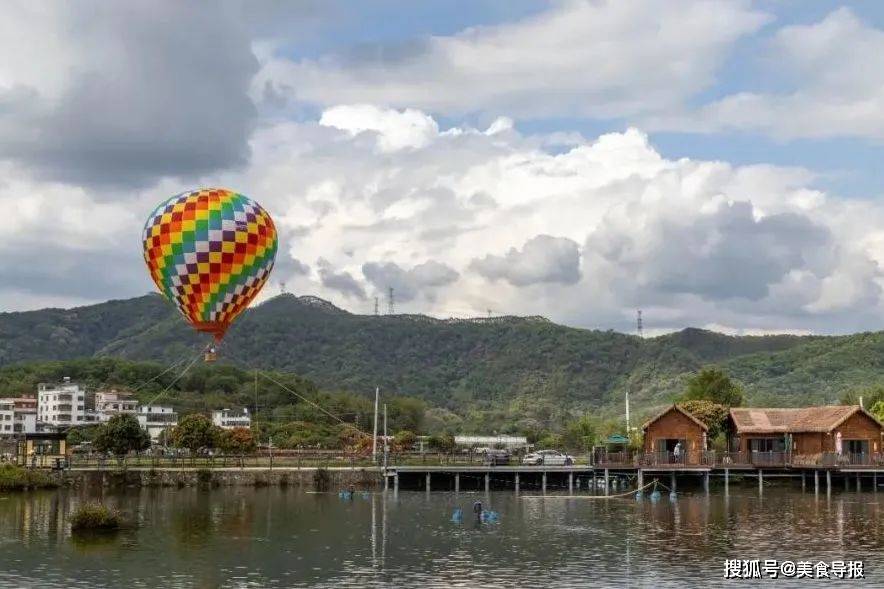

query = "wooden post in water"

[
  {"left": 857, "top": 472, "right": 861, "bottom": 492},
  {"left": 814, "top": 470, "right": 819, "bottom": 494},
  {"left": 801, "top": 472, "right": 806, "bottom": 492},
  {"left": 385, "top": 472, "right": 389, "bottom": 491},
  {"left": 568, "top": 472, "right": 573, "bottom": 494},
  {"left": 844, "top": 475, "right": 849, "bottom": 492},
  {"left": 670, "top": 472, "right": 676, "bottom": 493},
  {"left": 604, "top": 469, "right": 610, "bottom": 496},
  {"left": 454, "top": 473, "right": 460, "bottom": 493},
  {"left": 593, "top": 470, "right": 597, "bottom": 495},
  {"left": 874, "top": 471, "right": 878, "bottom": 493},
  {"left": 758, "top": 469, "right": 763, "bottom": 493},
  {"left": 826, "top": 470, "right": 831, "bottom": 496},
  {"left": 704, "top": 471, "right": 709, "bottom": 494},
  {"left": 542, "top": 471, "right": 547, "bottom": 494},
  {"left": 485, "top": 473, "right": 490, "bottom": 493},
  {"left": 637, "top": 469, "right": 643, "bottom": 491},
  {"left": 724, "top": 468, "right": 729, "bottom": 493},
  {"left": 394, "top": 472, "right": 399, "bottom": 494},
  {"left": 426, "top": 472, "right": 431, "bottom": 493},
  {"left": 515, "top": 472, "right": 520, "bottom": 493}
]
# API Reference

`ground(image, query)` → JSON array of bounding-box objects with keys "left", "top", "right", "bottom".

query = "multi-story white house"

[
  {"left": 0, "top": 398, "right": 15, "bottom": 435},
  {"left": 137, "top": 405, "right": 178, "bottom": 441},
  {"left": 8, "top": 397, "right": 37, "bottom": 435},
  {"left": 95, "top": 391, "right": 138, "bottom": 422},
  {"left": 37, "top": 378, "right": 89, "bottom": 427},
  {"left": 212, "top": 408, "right": 251, "bottom": 430}
]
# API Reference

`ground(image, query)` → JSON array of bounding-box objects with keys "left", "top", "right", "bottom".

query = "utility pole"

[
  {"left": 372, "top": 386, "right": 380, "bottom": 463},
  {"left": 387, "top": 287, "right": 394, "bottom": 314},
  {"left": 625, "top": 390, "right": 630, "bottom": 437},
  {"left": 636, "top": 309, "right": 643, "bottom": 338},
  {"left": 383, "top": 403, "right": 388, "bottom": 471},
  {"left": 374, "top": 296, "right": 379, "bottom": 316}
]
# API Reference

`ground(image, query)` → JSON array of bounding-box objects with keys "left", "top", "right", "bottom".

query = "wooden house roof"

[
  {"left": 641, "top": 404, "right": 709, "bottom": 432},
  {"left": 729, "top": 405, "right": 883, "bottom": 434}
]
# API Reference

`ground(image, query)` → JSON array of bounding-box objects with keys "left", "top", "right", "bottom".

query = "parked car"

[
  {"left": 522, "top": 449, "right": 574, "bottom": 466},
  {"left": 483, "top": 449, "right": 511, "bottom": 466}
]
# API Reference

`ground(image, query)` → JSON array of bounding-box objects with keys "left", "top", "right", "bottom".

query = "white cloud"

[
  {"left": 471, "top": 235, "right": 581, "bottom": 286},
  {"left": 208, "top": 106, "right": 884, "bottom": 334},
  {"left": 2, "top": 96, "right": 882, "bottom": 334},
  {"left": 254, "top": 0, "right": 768, "bottom": 119},
  {"left": 653, "top": 8, "right": 884, "bottom": 140},
  {"left": 319, "top": 104, "right": 440, "bottom": 152}
]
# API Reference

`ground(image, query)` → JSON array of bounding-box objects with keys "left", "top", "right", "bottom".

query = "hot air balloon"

[{"left": 142, "top": 188, "right": 278, "bottom": 361}]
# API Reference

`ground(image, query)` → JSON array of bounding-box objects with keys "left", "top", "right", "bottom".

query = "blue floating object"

[
  {"left": 480, "top": 510, "right": 500, "bottom": 523},
  {"left": 669, "top": 491, "right": 677, "bottom": 501},
  {"left": 650, "top": 490, "right": 661, "bottom": 502},
  {"left": 634, "top": 491, "right": 643, "bottom": 501},
  {"left": 451, "top": 508, "right": 463, "bottom": 523}
]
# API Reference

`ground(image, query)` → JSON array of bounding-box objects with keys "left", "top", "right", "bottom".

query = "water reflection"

[{"left": 1, "top": 486, "right": 883, "bottom": 587}]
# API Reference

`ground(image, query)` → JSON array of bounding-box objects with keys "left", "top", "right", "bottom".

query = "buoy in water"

[
  {"left": 650, "top": 490, "right": 661, "bottom": 502},
  {"left": 635, "top": 491, "right": 644, "bottom": 501},
  {"left": 451, "top": 508, "right": 463, "bottom": 523},
  {"left": 669, "top": 491, "right": 677, "bottom": 501}
]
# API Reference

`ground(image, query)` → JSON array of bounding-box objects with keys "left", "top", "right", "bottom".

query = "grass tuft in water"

[{"left": 70, "top": 503, "right": 120, "bottom": 532}]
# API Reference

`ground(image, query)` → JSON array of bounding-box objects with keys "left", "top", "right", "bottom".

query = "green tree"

[
  {"left": 93, "top": 414, "right": 150, "bottom": 455},
  {"left": 683, "top": 368, "right": 743, "bottom": 406},
  {"left": 171, "top": 414, "right": 217, "bottom": 452},
  {"left": 428, "top": 433, "right": 455, "bottom": 453},
  {"left": 562, "top": 415, "right": 596, "bottom": 452},
  {"left": 840, "top": 385, "right": 884, "bottom": 408},
  {"left": 679, "top": 399, "right": 729, "bottom": 439},
  {"left": 393, "top": 430, "right": 417, "bottom": 451},
  {"left": 537, "top": 433, "right": 564, "bottom": 449},
  {"left": 870, "top": 400, "right": 884, "bottom": 423},
  {"left": 67, "top": 425, "right": 100, "bottom": 447},
  {"left": 217, "top": 427, "right": 256, "bottom": 455}
]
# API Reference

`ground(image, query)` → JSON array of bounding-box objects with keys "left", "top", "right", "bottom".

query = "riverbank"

[{"left": 1, "top": 466, "right": 382, "bottom": 492}]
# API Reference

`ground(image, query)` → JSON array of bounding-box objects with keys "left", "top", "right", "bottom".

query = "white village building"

[
  {"left": 37, "top": 378, "right": 96, "bottom": 427},
  {"left": 212, "top": 408, "right": 251, "bottom": 430},
  {"left": 137, "top": 405, "right": 178, "bottom": 441}
]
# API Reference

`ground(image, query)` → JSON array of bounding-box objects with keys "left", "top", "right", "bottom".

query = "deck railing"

[{"left": 594, "top": 451, "right": 635, "bottom": 466}]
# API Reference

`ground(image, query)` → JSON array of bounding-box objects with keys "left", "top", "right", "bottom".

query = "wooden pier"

[{"left": 383, "top": 463, "right": 884, "bottom": 495}]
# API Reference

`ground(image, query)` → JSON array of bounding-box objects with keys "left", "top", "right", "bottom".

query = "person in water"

[{"left": 473, "top": 500, "right": 483, "bottom": 521}]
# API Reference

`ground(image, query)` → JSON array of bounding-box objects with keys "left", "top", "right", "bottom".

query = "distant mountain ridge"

[{"left": 0, "top": 293, "right": 880, "bottom": 414}]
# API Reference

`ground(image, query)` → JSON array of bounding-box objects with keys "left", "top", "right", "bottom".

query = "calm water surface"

[{"left": 1, "top": 483, "right": 883, "bottom": 588}]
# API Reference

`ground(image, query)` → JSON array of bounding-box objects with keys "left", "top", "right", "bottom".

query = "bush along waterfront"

[
  {"left": 70, "top": 503, "right": 120, "bottom": 532},
  {"left": 0, "top": 464, "right": 57, "bottom": 491}
]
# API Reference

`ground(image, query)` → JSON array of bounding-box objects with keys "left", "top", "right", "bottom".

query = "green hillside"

[{"left": 0, "top": 293, "right": 881, "bottom": 427}]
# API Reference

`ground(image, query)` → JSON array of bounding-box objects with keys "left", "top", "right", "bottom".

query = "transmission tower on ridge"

[
  {"left": 637, "top": 309, "right": 644, "bottom": 339},
  {"left": 279, "top": 281, "right": 286, "bottom": 294},
  {"left": 373, "top": 296, "right": 379, "bottom": 316},
  {"left": 387, "top": 287, "right": 394, "bottom": 315}
]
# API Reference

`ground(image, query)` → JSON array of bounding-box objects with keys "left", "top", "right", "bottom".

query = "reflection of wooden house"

[
  {"left": 728, "top": 405, "right": 884, "bottom": 458},
  {"left": 642, "top": 405, "right": 709, "bottom": 464},
  {"left": 15, "top": 432, "right": 67, "bottom": 468}
]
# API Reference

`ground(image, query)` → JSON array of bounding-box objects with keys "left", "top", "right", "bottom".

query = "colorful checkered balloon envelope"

[{"left": 142, "top": 188, "right": 278, "bottom": 341}]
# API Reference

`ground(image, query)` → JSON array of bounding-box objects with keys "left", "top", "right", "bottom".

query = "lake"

[{"left": 1, "top": 484, "right": 882, "bottom": 587}]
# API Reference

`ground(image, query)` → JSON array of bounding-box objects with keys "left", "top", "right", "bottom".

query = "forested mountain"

[{"left": 0, "top": 293, "right": 880, "bottom": 425}]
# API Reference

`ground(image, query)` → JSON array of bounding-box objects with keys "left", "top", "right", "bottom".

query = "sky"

[{"left": 2, "top": 0, "right": 884, "bottom": 336}]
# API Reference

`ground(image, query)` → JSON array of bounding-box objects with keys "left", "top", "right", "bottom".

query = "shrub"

[
  {"left": 70, "top": 503, "right": 120, "bottom": 532},
  {"left": 0, "top": 464, "right": 56, "bottom": 491}
]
